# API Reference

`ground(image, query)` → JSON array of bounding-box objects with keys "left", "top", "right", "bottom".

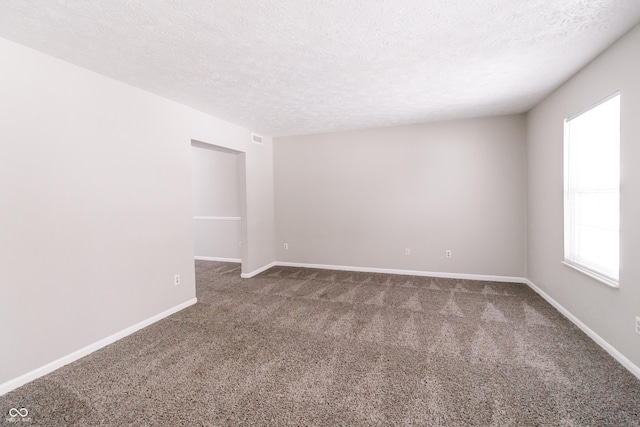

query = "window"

[{"left": 564, "top": 92, "right": 620, "bottom": 287}]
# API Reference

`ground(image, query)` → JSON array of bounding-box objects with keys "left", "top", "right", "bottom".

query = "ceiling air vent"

[{"left": 251, "top": 133, "right": 263, "bottom": 145}]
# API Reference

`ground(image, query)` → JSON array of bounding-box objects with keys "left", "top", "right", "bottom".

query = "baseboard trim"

[
  {"left": 241, "top": 262, "right": 278, "bottom": 279},
  {"left": 0, "top": 298, "right": 198, "bottom": 397},
  {"left": 195, "top": 256, "right": 241, "bottom": 263},
  {"left": 274, "top": 261, "right": 525, "bottom": 283},
  {"left": 525, "top": 279, "right": 640, "bottom": 380}
]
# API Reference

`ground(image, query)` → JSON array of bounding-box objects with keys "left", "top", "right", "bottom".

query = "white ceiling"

[{"left": 1, "top": 1, "right": 639, "bottom": 137}]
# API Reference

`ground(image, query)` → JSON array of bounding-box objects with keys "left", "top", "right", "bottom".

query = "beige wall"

[
  {"left": 274, "top": 115, "right": 527, "bottom": 279},
  {"left": 0, "top": 37, "right": 274, "bottom": 386},
  {"left": 527, "top": 24, "right": 640, "bottom": 368}
]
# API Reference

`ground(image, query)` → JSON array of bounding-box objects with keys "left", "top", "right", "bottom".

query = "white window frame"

[{"left": 563, "top": 92, "right": 620, "bottom": 288}]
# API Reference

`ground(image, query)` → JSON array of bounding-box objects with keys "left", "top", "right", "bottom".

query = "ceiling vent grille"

[{"left": 251, "top": 133, "right": 263, "bottom": 145}]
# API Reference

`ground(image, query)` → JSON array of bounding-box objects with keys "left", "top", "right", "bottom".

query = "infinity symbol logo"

[{"left": 8, "top": 407, "right": 28, "bottom": 418}]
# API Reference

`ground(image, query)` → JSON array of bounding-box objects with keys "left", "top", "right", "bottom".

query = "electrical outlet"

[
  {"left": 174, "top": 274, "right": 180, "bottom": 286},
  {"left": 446, "top": 250, "right": 452, "bottom": 259},
  {"left": 636, "top": 316, "right": 640, "bottom": 335},
  {"left": 405, "top": 248, "right": 411, "bottom": 256},
  {"left": 284, "top": 243, "right": 289, "bottom": 251}
]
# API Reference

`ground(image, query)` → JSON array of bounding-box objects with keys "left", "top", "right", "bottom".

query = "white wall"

[
  {"left": 191, "top": 144, "right": 242, "bottom": 260},
  {"left": 0, "top": 37, "right": 274, "bottom": 387},
  {"left": 274, "top": 115, "right": 527, "bottom": 279},
  {"left": 527, "top": 24, "right": 640, "bottom": 369}
]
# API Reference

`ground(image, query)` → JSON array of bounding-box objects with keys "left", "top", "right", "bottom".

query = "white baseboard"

[
  {"left": 525, "top": 279, "right": 640, "bottom": 380},
  {"left": 0, "top": 298, "right": 198, "bottom": 396},
  {"left": 195, "top": 256, "right": 241, "bottom": 263},
  {"left": 241, "top": 262, "right": 278, "bottom": 279},
  {"left": 274, "top": 261, "right": 526, "bottom": 283}
]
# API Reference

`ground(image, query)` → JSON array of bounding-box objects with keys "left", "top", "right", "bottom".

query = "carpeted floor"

[{"left": 2, "top": 261, "right": 640, "bottom": 426}]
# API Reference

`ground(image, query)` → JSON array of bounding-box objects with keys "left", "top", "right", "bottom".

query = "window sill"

[{"left": 562, "top": 261, "right": 619, "bottom": 289}]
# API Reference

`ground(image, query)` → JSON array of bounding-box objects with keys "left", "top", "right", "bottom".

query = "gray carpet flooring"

[{"left": 2, "top": 261, "right": 640, "bottom": 426}]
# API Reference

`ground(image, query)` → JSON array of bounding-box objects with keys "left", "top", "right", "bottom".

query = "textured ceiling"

[{"left": 0, "top": 1, "right": 639, "bottom": 137}]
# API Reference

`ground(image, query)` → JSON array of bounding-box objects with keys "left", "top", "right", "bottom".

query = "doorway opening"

[{"left": 190, "top": 140, "right": 247, "bottom": 280}]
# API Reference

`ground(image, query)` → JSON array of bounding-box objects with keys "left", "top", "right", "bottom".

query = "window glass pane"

[
  {"left": 575, "top": 226, "right": 618, "bottom": 276},
  {"left": 569, "top": 98, "right": 620, "bottom": 189},
  {"left": 575, "top": 192, "right": 619, "bottom": 232}
]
